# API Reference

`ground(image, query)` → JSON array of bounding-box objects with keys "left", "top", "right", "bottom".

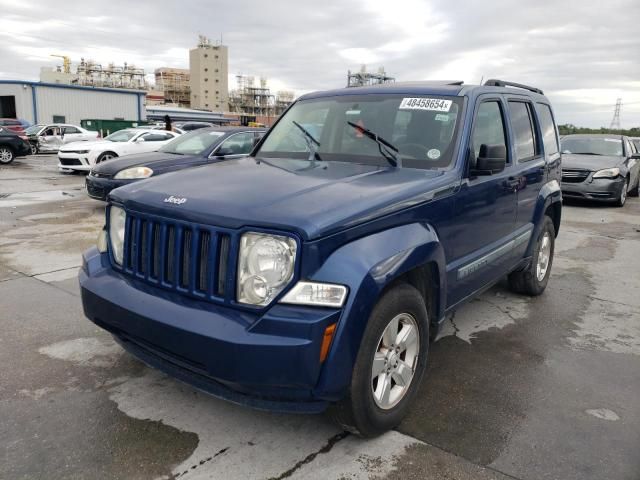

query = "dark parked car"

[
  {"left": 86, "top": 127, "right": 266, "bottom": 200},
  {"left": 176, "top": 121, "right": 215, "bottom": 131},
  {"left": 561, "top": 134, "right": 640, "bottom": 206},
  {"left": 0, "top": 127, "right": 31, "bottom": 164},
  {"left": 80, "top": 79, "right": 562, "bottom": 436}
]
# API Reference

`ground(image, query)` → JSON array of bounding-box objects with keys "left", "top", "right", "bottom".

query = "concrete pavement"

[{"left": 1, "top": 154, "right": 638, "bottom": 479}]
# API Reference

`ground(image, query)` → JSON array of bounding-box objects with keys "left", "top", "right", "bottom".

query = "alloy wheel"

[
  {"left": 0, "top": 148, "right": 13, "bottom": 163},
  {"left": 371, "top": 313, "right": 420, "bottom": 410},
  {"left": 536, "top": 232, "right": 551, "bottom": 281}
]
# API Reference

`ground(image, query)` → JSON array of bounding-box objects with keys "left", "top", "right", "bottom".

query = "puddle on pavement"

[{"left": 0, "top": 189, "right": 85, "bottom": 208}]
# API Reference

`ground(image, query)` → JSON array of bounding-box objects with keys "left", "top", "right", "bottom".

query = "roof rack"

[{"left": 483, "top": 79, "right": 543, "bottom": 95}]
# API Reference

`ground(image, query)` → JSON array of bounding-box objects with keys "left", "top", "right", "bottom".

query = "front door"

[{"left": 448, "top": 96, "right": 518, "bottom": 306}]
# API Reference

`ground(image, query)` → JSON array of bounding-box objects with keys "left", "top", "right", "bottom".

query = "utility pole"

[{"left": 609, "top": 98, "right": 622, "bottom": 131}]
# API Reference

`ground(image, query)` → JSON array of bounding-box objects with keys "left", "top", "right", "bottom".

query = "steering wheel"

[{"left": 398, "top": 142, "right": 430, "bottom": 158}]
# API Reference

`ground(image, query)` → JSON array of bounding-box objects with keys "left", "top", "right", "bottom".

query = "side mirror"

[
  {"left": 135, "top": 137, "right": 145, "bottom": 143},
  {"left": 473, "top": 144, "right": 507, "bottom": 175},
  {"left": 215, "top": 147, "right": 234, "bottom": 157}
]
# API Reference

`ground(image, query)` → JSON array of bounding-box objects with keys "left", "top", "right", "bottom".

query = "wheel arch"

[{"left": 310, "top": 222, "right": 446, "bottom": 400}]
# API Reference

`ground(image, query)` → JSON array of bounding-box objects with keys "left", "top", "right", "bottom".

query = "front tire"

[
  {"left": 509, "top": 216, "right": 555, "bottom": 296},
  {"left": 97, "top": 151, "right": 118, "bottom": 163},
  {"left": 30, "top": 143, "right": 38, "bottom": 155},
  {"left": 615, "top": 177, "right": 628, "bottom": 207},
  {"left": 330, "top": 283, "right": 429, "bottom": 437},
  {"left": 628, "top": 176, "right": 638, "bottom": 198},
  {"left": 0, "top": 146, "right": 15, "bottom": 164}
]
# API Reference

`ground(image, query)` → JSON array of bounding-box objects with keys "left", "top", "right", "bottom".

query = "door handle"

[{"left": 504, "top": 177, "right": 520, "bottom": 192}]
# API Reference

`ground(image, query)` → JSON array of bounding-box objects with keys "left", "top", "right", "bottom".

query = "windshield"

[
  {"left": 160, "top": 130, "right": 225, "bottom": 155},
  {"left": 258, "top": 94, "right": 464, "bottom": 169},
  {"left": 26, "top": 125, "right": 44, "bottom": 135},
  {"left": 105, "top": 129, "right": 138, "bottom": 142},
  {"left": 561, "top": 137, "right": 624, "bottom": 156}
]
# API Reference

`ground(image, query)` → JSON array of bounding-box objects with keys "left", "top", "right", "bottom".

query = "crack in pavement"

[
  {"left": 173, "top": 447, "right": 230, "bottom": 479},
  {"left": 266, "top": 432, "right": 350, "bottom": 480},
  {"left": 448, "top": 311, "right": 461, "bottom": 337}
]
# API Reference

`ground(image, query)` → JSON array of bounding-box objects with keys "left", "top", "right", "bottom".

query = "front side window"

[
  {"left": 218, "top": 132, "right": 255, "bottom": 155},
  {"left": 257, "top": 94, "right": 464, "bottom": 169},
  {"left": 471, "top": 101, "right": 507, "bottom": 160},
  {"left": 141, "top": 132, "right": 174, "bottom": 142},
  {"left": 561, "top": 137, "right": 623, "bottom": 157},
  {"left": 508, "top": 101, "right": 537, "bottom": 161},
  {"left": 160, "top": 130, "right": 224, "bottom": 155},
  {"left": 536, "top": 104, "right": 559, "bottom": 156}
]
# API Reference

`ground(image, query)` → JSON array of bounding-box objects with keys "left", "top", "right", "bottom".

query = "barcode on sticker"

[{"left": 399, "top": 98, "right": 452, "bottom": 112}]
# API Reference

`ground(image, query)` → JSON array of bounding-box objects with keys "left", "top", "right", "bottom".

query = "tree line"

[{"left": 558, "top": 124, "right": 640, "bottom": 136}]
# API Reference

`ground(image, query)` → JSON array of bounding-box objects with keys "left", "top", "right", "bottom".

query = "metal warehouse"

[{"left": 0, "top": 80, "right": 146, "bottom": 125}]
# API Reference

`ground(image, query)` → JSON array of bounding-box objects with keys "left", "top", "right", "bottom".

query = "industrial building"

[
  {"left": 347, "top": 65, "right": 395, "bottom": 87},
  {"left": 41, "top": 56, "right": 148, "bottom": 90},
  {"left": 228, "top": 75, "right": 294, "bottom": 126},
  {"left": 0, "top": 80, "right": 145, "bottom": 125},
  {"left": 189, "top": 36, "right": 229, "bottom": 112},
  {"left": 155, "top": 68, "right": 190, "bottom": 108}
]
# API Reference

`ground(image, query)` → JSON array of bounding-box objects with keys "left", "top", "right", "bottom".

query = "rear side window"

[
  {"left": 472, "top": 101, "right": 507, "bottom": 160},
  {"left": 508, "top": 101, "right": 537, "bottom": 161},
  {"left": 535, "top": 104, "right": 559, "bottom": 156}
]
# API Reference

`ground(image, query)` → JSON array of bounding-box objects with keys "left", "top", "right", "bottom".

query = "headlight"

[
  {"left": 109, "top": 206, "right": 126, "bottom": 265},
  {"left": 237, "top": 232, "right": 297, "bottom": 305},
  {"left": 114, "top": 166, "right": 154, "bottom": 179},
  {"left": 593, "top": 167, "right": 620, "bottom": 179},
  {"left": 280, "top": 281, "right": 348, "bottom": 307}
]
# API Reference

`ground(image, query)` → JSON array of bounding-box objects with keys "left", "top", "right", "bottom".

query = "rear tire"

[
  {"left": 97, "top": 151, "right": 118, "bottom": 163},
  {"left": 509, "top": 216, "right": 555, "bottom": 296},
  {"left": 330, "top": 283, "right": 429, "bottom": 437},
  {"left": 0, "top": 146, "right": 15, "bottom": 164}
]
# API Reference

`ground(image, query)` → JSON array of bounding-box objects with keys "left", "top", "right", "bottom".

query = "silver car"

[{"left": 25, "top": 123, "right": 99, "bottom": 154}]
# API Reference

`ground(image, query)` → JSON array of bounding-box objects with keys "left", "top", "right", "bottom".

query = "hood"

[
  {"left": 93, "top": 151, "right": 203, "bottom": 175},
  {"left": 110, "top": 157, "right": 448, "bottom": 240},
  {"left": 60, "top": 139, "right": 114, "bottom": 151},
  {"left": 562, "top": 153, "right": 623, "bottom": 171}
]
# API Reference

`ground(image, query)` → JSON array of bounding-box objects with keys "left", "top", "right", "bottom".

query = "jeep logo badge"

[{"left": 163, "top": 195, "right": 187, "bottom": 205}]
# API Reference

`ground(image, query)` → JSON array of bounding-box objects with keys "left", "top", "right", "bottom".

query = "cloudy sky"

[{"left": 1, "top": 0, "right": 639, "bottom": 128}]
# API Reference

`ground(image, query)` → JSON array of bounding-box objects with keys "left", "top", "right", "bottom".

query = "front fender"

[{"left": 310, "top": 222, "right": 445, "bottom": 400}]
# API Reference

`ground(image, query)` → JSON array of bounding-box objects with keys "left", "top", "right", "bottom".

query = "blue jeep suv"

[{"left": 80, "top": 79, "right": 562, "bottom": 436}]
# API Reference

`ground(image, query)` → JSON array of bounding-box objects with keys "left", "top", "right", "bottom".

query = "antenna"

[{"left": 609, "top": 98, "right": 622, "bottom": 131}]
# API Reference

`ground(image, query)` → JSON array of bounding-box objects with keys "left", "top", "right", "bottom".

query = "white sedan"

[
  {"left": 57, "top": 128, "right": 180, "bottom": 173},
  {"left": 26, "top": 123, "right": 99, "bottom": 154}
]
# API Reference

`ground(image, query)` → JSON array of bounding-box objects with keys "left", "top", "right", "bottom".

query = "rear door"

[
  {"left": 448, "top": 95, "right": 518, "bottom": 305},
  {"left": 506, "top": 98, "right": 547, "bottom": 250},
  {"left": 61, "top": 126, "right": 84, "bottom": 144}
]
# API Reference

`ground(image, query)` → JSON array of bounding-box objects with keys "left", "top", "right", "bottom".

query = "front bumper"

[
  {"left": 58, "top": 152, "right": 92, "bottom": 171},
  {"left": 85, "top": 175, "right": 133, "bottom": 201},
  {"left": 80, "top": 248, "right": 342, "bottom": 412},
  {"left": 561, "top": 176, "right": 626, "bottom": 202}
]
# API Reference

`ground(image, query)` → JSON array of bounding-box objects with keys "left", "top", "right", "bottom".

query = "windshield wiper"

[
  {"left": 292, "top": 121, "right": 322, "bottom": 162},
  {"left": 347, "top": 121, "right": 400, "bottom": 167}
]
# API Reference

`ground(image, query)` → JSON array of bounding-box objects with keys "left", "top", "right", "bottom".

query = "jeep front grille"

[{"left": 115, "top": 211, "right": 236, "bottom": 303}]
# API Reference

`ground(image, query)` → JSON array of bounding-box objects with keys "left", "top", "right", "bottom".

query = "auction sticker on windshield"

[{"left": 400, "top": 98, "right": 452, "bottom": 112}]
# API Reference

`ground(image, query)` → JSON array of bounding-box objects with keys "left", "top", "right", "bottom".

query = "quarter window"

[
  {"left": 472, "top": 101, "right": 507, "bottom": 161},
  {"left": 535, "top": 104, "right": 559, "bottom": 156},
  {"left": 508, "top": 101, "right": 537, "bottom": 161}
]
